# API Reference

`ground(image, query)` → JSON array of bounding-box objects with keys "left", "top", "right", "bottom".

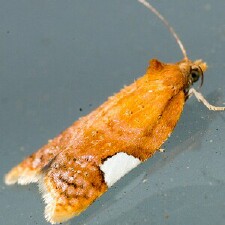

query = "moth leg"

[{"left": 189, "top": 88, "right": 225, "bottom": 111}]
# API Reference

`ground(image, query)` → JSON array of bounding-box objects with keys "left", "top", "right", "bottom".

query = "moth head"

[{"left": 179, "top": 59, "right": 208, "bottom": 89}]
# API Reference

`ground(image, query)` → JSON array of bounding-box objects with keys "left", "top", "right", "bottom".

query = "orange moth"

[{"left": 5, "top": 0, "right": 225, "bottom": 224}]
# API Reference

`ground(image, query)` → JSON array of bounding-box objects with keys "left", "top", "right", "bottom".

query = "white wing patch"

[{"left": 100, "top": 152, "right": 141, "bottom": 187}]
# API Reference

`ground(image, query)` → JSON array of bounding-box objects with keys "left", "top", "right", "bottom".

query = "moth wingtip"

[
  {"left": 39, "top": 176, "right": 78, "bottom": 224},
  {"left": 4, "top": 167, "right": 22, "bottom": 185},
  {"left": 4, "top": 166, "right": 41, "bottom": 186},
  {"left": 38, "top": 176, "right": 56, "bottom": 224},
  {"left": 4, "top": 172, "right": 16, "bottom": 186},
  {"left": 44, "top": 198, "right": 79, "bottom": 225},
  {"left": 44, "top": 202, "right": 57, "bottom": 225}
]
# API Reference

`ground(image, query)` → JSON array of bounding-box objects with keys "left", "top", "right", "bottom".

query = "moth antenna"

[{"left": 138, "top": 0, "right": 188, "bottom": 60}]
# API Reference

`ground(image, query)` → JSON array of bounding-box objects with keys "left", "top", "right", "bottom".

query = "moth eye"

[
  {"left": 191, "top": 70, "right": 200, "bottom": 83},
  {"left": 190, "top": 66, "right": 203, "bottom": 85}
]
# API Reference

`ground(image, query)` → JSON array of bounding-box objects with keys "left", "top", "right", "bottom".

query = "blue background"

[{"left": 1, "top": 1, "right": 225, "bottom": 224}]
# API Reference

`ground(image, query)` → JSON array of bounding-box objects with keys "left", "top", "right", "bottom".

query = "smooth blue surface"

[{"left": 1, "top": 1, "right": 225, "bottom": 225}]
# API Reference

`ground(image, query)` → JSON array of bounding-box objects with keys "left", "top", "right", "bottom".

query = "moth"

[{"left": 5, "top": 0, "right": 225, "bottom": 224}]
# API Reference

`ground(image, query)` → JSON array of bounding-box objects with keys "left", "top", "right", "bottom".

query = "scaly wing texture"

[
  {"left": 40, "top": 89, "right": 185, "bottom": 223},
  {"left": 5, "top": 59, "right": 186, "bottom": 223},
  {"left": 40, "top": 156, "right": 107, "bottom": 223}
]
